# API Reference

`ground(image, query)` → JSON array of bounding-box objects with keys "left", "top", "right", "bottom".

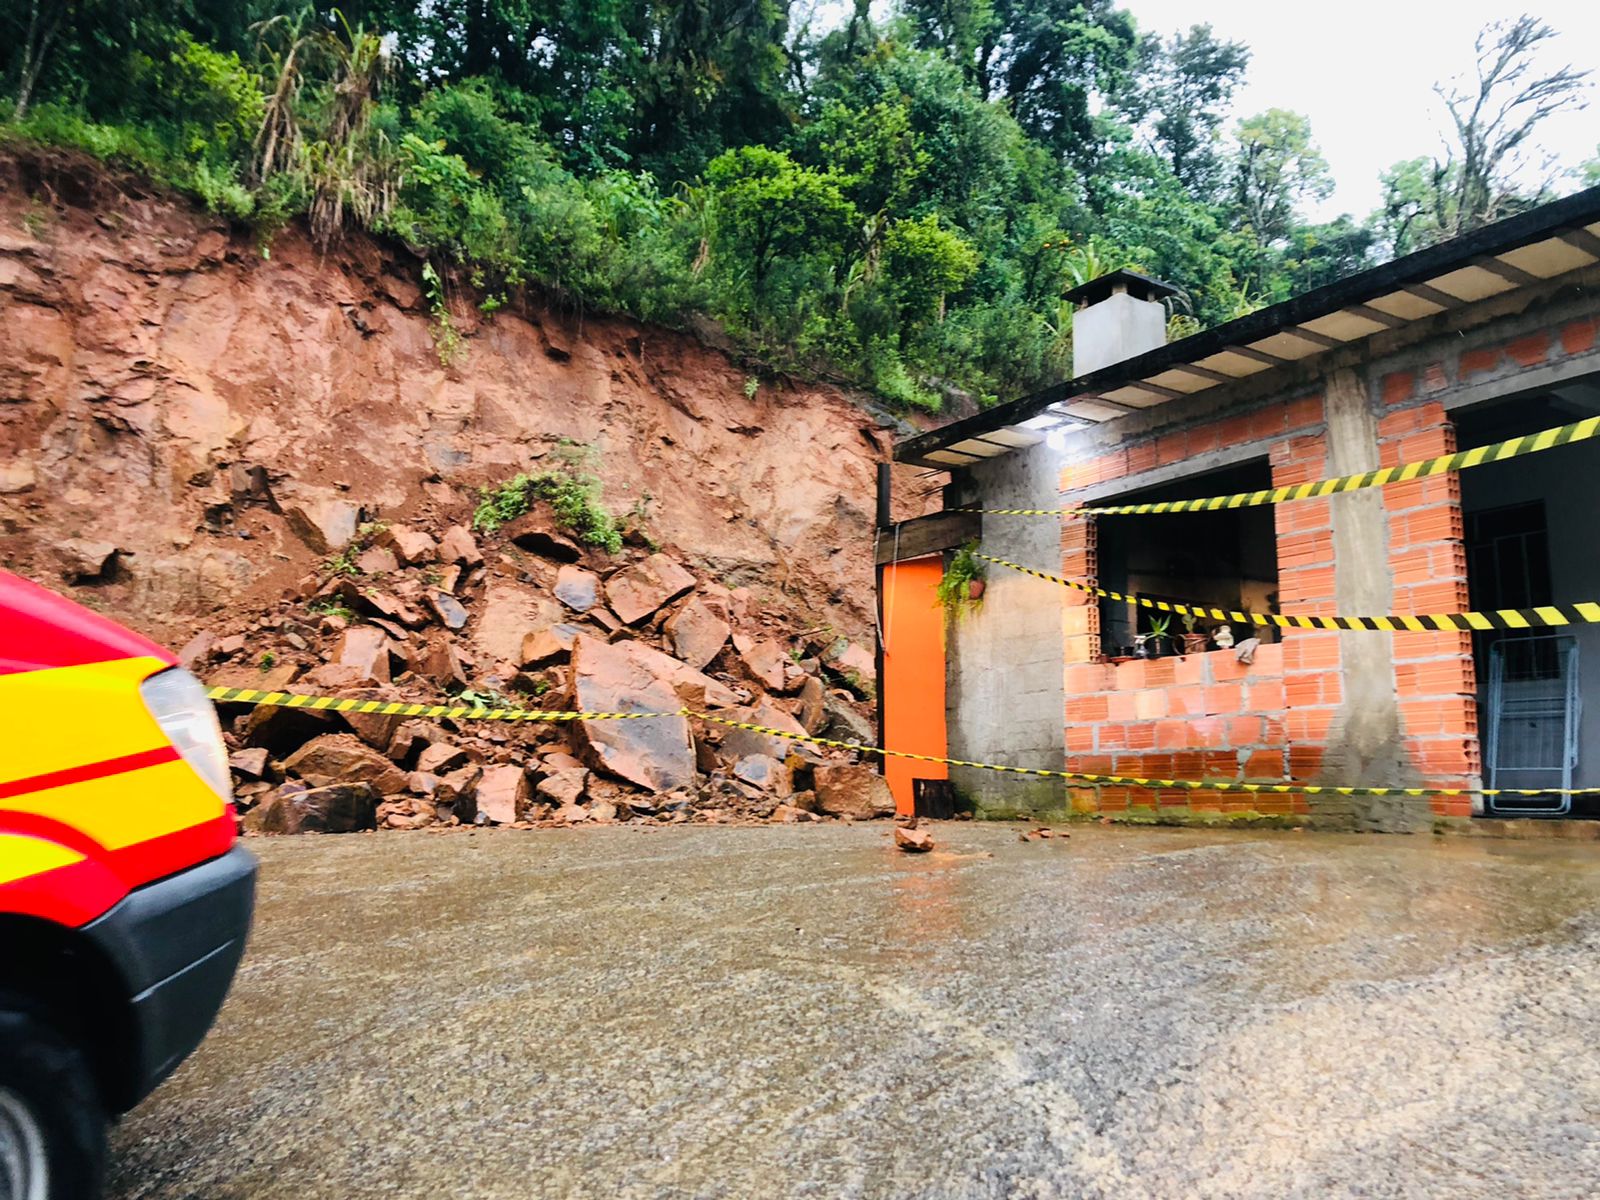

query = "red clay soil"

[{"left": 0, "top": 147, "right": 934, "bottom": 648}]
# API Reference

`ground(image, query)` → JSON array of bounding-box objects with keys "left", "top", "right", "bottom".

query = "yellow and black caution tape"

[
  {"left": 206, "top": 688, "right": 1600, "bottom": 801},
  {"left": 693, "top": 712, "right": 1600, "bottom": 800},
  {"left": 975, "top": 552, "right": 1600, "bottom": 632},
  {"left": 959, "top": 415, "right": 1600, "bottom": 517},
  {"left": 204, "top": 686, "right": 676, "bottom": 723}
]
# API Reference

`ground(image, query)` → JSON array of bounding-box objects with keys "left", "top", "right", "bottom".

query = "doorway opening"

[{"left": 1457, "top": 373, "right": 1600, "bottom": 817}]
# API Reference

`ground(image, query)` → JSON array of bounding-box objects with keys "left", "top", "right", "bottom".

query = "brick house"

[{"left": 880, "top": 187, "right": 1600, "bottom": 831}]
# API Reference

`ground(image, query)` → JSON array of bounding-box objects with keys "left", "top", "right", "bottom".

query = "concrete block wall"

[{"left": 947, "top": 442, "right": 1066, "bottom": 816}]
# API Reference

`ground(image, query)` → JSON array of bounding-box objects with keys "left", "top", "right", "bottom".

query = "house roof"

[{"left": 895, "top": 185, "right": 1600, "bottom": 470}]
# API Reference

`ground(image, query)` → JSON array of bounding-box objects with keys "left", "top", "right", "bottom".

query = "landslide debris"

[{"left": 192, "top": 501, "right": 883, "bottom": 833}]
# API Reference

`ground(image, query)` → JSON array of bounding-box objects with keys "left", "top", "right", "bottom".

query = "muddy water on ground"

[{"left": 110, "top": 825, "right": 1600, "bottom": 1199}]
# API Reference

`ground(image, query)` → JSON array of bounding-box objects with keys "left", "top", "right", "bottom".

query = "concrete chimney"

[{"left": 1064, "top": 269, "right": 1178, "bottom": 377}]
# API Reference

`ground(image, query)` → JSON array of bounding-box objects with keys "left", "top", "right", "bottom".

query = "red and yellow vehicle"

[{"left": 0, "top": 569, "right": 255, "bottom": 1198}]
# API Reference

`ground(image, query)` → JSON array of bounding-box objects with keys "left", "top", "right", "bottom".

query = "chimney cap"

[{"left": 1063, "top": 268, "right": 1179, "bottom": 308}]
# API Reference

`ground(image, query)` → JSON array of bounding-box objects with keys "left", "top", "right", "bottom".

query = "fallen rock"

[
  {"left": 720, "top": 698, "right": 810, "bottom": 762},
  {"left": 605, "top": 553, "right": 695, "bottom": 624},
  {"left": 519, "top": 623, "right": 582, "bottom": 667},
  {"left": 411, "top": 636, "right": 468, "bottom": 688},
  {"left": 553, "top": 565, "right": 600, "bottom": 613},
  {"left": 283, "top": 495, "right": 360, "bottom": 553},
  {"left": 825, "top": 638, "right": 877, "bottom": 685},
  {"left": 355, "top": 545, "right": 399, "bottom": 575},
  {"left": 229, "top": 747, "right": 270, "bottom": 779},
  {"left": 242, "top": 782, "right": 378, "bottom": 834},
  {"left": 813, "top": 763, "right": 895, "bottom": 821},
  {"left": 536, "top": 768, "right": 589, "bottom": 807},
  {"left": 820, "top": 694, "right": 875, "bottom": 745},
  {"left": 337, "top": 625, "right": 393, "bottom": 683},
  {"left": 733, "top": 634, "right": 787, "bottom": 692},
  {"left": 388, "top": 720, "right": 448, "bottom": 765},
  {"left": 0, "top": 462, "right": 37, "bottom": 494},
  {"left": 474, "top": 582, "right": 563, "bottom": 666},
  {"left": 476, "top": 764, "right": 530, "bottom": 824},
  {"left": 769, "top": 803, "right": 817, "bottom": 823},
  {"left": 439, "top": 525, "right": 483, "bottom": 567},
  {"left": 57, "top": 539, "right": 121, "bottom": 583},
  {"left": 664, "top": 597, "right": 731, "bottom": 670},
  {"left": 384, "top": 525, "right": 439, "bottom": 565},
  {"left": 425, "top": 590, "right": 469, "bottom": 631},
  {"left": 416, "top": 742, "right": 471, "bottom": 775},
  {"left": 571, "top": 635, "right": 695, "bottom": 792},
  {"left": 797, "top": 675, "right": 826, "bottom": 734},
  {"left": 894, "top": 825, "right": 934, "bottom": 853},
  {"left": 733, "top": 754, "right": 792, "bottom": 793},
  {"left": 282, "top": 733, "right": 409, "bottom": 795}
]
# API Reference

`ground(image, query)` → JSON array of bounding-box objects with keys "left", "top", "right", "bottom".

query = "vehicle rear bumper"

[{"left": 82, "top": 844, "right": 257, "bottom": 1109}]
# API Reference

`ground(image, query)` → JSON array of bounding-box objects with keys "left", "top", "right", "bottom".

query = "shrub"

[{"left": 473, "top": 450, "right": 623, "bottom": 553}]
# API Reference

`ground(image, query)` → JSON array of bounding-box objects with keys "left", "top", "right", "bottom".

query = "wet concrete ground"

[{"left": 111, "top": 824, "right": 1600, "bottom": 1199}]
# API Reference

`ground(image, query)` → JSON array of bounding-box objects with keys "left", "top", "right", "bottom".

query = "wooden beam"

[
  {"left": 1224, "top": 344, "right": 1292, "bottom": 368},
  {"left": 1400, "top": 281, "right": 1462, "bottom": 308},
  {"left": 1130, "top": 379, "right": 1188, "bottom": 399},
  {"left": 1473, "top": 255, "right": 1541, "bottom": 287},
  {"left": 1283, "top": 326, "right": 1343, "bottom": 350},
  {"left": 1559, "top": 227, "right": 1600, "bottom": 259},
  {"left": 1344, "top": 302, "right": 1409, "bottom": 330},
  {"left": 877, "top": 511, "right": 984, "bottom": 565},
  {"left": 1067, "top": 394, "right": 1141, "bottom": 413},
  {"left": 1169, "top": 362, "right": 1235, "bottom": 385}
]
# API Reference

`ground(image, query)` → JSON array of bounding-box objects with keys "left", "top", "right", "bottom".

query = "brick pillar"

[{"left": 1378, "top": 398, "right": 1479, "bottom": 815}]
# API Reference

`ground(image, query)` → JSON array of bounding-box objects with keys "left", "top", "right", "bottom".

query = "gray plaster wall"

[{"left": 946, "top": 442, "right": 1066, "bottom": 816}]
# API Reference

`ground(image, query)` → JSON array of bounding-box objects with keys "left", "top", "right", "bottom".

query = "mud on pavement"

[{"left": 110, "top": 824, "right": 1600, "bottom": 1199}]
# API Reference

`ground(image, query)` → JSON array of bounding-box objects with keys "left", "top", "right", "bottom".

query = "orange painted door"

[{"left": 880, "top": 555, "right": 948, "bottom": 815}]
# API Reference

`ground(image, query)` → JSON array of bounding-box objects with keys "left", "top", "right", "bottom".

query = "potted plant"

[
  {"left": 1180, "top": 613, "right": 1209, "bottom": 656},
  {"left": 937, "top": 541, "right": 988, "bottom": 618},
  {"left": 1134, "top": 615, "right": 1170, "bottom": 658}
]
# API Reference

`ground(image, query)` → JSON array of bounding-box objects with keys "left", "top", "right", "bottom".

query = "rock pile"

[{"left": 188, "top": 502, "right": 891, "bottom": 834}]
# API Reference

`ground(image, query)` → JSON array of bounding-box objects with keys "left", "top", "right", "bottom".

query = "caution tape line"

[
  {"left": 697, "top": 714, "right": 1600, "bottom": 798},
  {"left": 206, "top": 688, "right": 1600, "bottom": 800},
  {"left": 957, "top": 415, "right": 1600, "bottom": 517},
  {"left": 204, "top": 686, "right": 675, "bottom": 722},
  {"left": 976, "top": 553, "right": 1600, "bottom": 632}
]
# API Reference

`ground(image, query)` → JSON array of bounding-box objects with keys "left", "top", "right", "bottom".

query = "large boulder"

[
  {"left": 242, "top": 782, "right": 378, "bottom": 834},
  {"left": 605, "top": 553, "right": 695, "bottom": 624},
  {"left": 813, "top": 763, "right": 895, "bottom": 820},
  {"left": 720, "top": 697, "right": 810, "bottom": 762},
  {"left": 733, "top": 634, "right": 787, "bottom": 693},
  {"left": 283, "top": 493, "right": 360, "bottom": 553},
  {"left": 382, "top": 525, "right": 438, "bottom": 566},
  {"left": 474, "top": 582, "right": 563, "bottom": 666},
  {"left": 283, "top": 733, "right": 408, "bottom": 795},
  {"left": 571, "top": 636, "right": 696, "bottom": 792},
  {"left": 664, "top": 597, "right": 731, "bottom": 670},
  {"left": 504, "top": 511, "right": 582, "bottom": 561}
]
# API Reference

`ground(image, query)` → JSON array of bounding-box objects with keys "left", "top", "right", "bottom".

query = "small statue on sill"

[{"left": 1213, "top": 624, "right": 1235, "bottom": 650}]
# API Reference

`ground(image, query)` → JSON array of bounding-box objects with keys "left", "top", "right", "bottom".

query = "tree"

[
  {"left": 1432, "top": 15, "right": 1591, "bottom": 236},
  {"left": 1229, "top": 109, "right": 1331, "bottom": 246},
  {"left": 883, "top": 213, "right": 978, "bottom": 330},
  {"left": 1131, "top": 24, "right": 1250, "bottom": 198},
  {"left": 1582, "top": 148, "right": 1600, "bottom": 188},
  {"left": 903, "top": 0, "right": 1140, "bottom": 171},
  {"left": 705, "top": 145, "right": 855, "bottom": 292}
]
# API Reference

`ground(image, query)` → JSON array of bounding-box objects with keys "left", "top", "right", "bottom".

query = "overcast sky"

[
  {"left": 812, "top": 2, "right": 1598, "bottom": 221},
  {"left": 1120, "top": 1, "right": 1599, "bottom": 221}
]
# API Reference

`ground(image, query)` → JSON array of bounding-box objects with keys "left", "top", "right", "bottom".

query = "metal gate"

[{"left": 1484, "top": 634, "right": 1579, "bottom": 815}]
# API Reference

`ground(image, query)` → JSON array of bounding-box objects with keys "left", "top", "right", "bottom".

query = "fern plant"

[{"left": 937, "top": 541, "right": 987, "bottom": 619}]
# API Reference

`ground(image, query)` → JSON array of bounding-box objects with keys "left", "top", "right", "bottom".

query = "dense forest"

[{"left": 1, "top": 2, "right": 1593, "bottom": 409}]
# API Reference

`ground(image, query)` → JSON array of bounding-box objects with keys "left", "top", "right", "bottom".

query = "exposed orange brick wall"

[{"left": 1052, "top": 301, "right": 1600, "bottom": 821}]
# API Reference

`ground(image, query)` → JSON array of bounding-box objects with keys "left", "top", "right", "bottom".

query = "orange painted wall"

[{"left": 880, "top": 555, "right": 948, "bottom": 815}]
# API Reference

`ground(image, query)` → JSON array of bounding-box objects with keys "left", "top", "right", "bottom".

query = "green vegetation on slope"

[{"left": 0, "top": 4, "right": 1590, "bottom": 410}]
